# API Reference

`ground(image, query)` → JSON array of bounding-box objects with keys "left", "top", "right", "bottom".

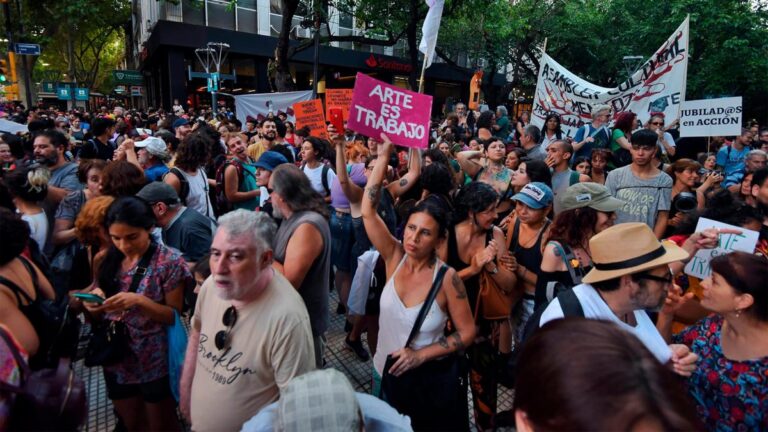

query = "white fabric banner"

[
  {"left": 0, "top": 119, "right": 28, "bottom": 134},
  {"left": 418, "top": 0, "right": 445, "bottom": 69},
  {"left": 679, "top": 97, "right": 742, "bottom": 137},
  {"left": 234, "top": 90, "right": 313, "bottom": 128},
  {"left": 532, "top": 17, "right": 689, "bottom": 137}
]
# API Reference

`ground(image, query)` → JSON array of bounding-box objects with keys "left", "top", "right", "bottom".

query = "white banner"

[
  {"left": 532, "top": 17, "right": 689, "bottom": 137},
  {"left": 679, "top": 97, "right": 742, "bottom": 137},
  {"left": 233, "top": 90, "right": 313, "bottom": 128},
  {"left": 419, "top": 0, "right": 445, "bottom": 69}
]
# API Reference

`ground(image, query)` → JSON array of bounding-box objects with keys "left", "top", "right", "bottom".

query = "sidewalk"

[{"left": 75, "top": 291, "right": 514, "bottom": 431}]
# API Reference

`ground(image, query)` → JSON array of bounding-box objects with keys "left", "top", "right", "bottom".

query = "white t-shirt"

[
  {"left": 21, "top": 211, "right": 48, "bottom": 252},
  {"left": 539, "top": 284, "right": 672, "bottom": 363},
  {"left": 301, "top": 164, "right": 337, "bottom": 197},
  {"left": 658, "top": 132, "right": 676, "bottom": 155}
]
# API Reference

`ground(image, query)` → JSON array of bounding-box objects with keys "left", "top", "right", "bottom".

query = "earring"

[{"left": 734, "top": 309, "right": 742, "bottom": 318}]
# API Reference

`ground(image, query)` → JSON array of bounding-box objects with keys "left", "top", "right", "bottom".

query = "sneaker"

[{"left": 345, "top": 336, "right": 370, "bottom": 362}]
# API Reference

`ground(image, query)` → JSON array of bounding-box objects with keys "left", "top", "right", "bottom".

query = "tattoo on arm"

[
  {"left": 437, "top": 336, "right": 449, "bottom": 349},
  {"left": 399, "top": 178, "right": 408, "bottom": 187},
  {"left": 449, "top": 332, "right": 465, "bottom": 350},
  {"left": 452, "top": 272, "right": 467, "bottom": 299},
  {"left": 366, "top": 185, "right": 381, "bottom": 203}
]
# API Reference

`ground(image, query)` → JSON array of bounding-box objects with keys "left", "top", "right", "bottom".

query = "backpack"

[
  {"left": 0, "top": 257, "right": 81, "bottom": 370},
  {"left": 301, "top": 162, "right": 331, "bottom": 196},
  {"left": 165, "top": 167, "right": 190, "bottom": 205},
  {"left": 215, "top": 158, "right": 254, "bottom": 214}
]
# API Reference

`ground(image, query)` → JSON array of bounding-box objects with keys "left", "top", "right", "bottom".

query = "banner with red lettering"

[
  {"left": 531, "top": 17, "right": 689, "bottom": 136},
  {"left": 347, "top": 73, "right": 432, "bottom": 149}
]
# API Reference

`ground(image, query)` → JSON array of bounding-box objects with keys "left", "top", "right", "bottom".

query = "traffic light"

[{"left": 0, "top": 58, "right": 8, "bottom": 83}]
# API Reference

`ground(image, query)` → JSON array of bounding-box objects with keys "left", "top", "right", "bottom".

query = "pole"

[
  {"left": 542, "top": 37, "right": 548, "bottom": 54},
  {"left": 417, "top": 53, "right": 429, "bottom": 94},
  {"left": 211, "top": 91, "right": 217, "bottom": 111},
  {"left": 311, "top": 8, "right": 320, "bottom": 98}
]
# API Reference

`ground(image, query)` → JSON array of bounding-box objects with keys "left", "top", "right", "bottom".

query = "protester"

[
  {"left": 647, "top": 113, "right": 677, "bottom": 159},
  {"left": 505, "top": 148, "right": 524, "bottom": 171},
  {"left": 664, "top": 158, "right": 718, "bottom": 237},
  {"left": 571, "top": 156, "right": 591, "bottom": 177},
  {"left": 164, "top": 133, "right": 215, "bottom": 219},
  {"left": 299, "top": 137, "right": 336, "bottom": 201},
  {"left": 133, "top": 136, "right": 171, "bottom": 182},
  {"left": 717, "top": 128, "right": 753, "bottom": 188},
  {"left": 33, "top": 130, "right": 80, "bottom": 218},
  {"left": 518, "top": 125, "right": 545, "bottom": 161},
  {"left": 610, "top": 111, "right": 636, "bottom": 168},
  {"left": 181, "top": 210, "right": 315, "bottom": 432},
  {"left": 546, "top": 140, "right": 590, "bottom": 215},
  {"left": 514, "top": 318, "right": 702, "bottom": 431},
  {"left": 605, "top": 129, "right": 673, "bottom": 238},
  {"left": 173, "top": 118, "right": 192, "bottom": 141},
  {"left": 4, "top": 166, "right": 50, "bottom": 251},
  {"left": 362, "top": 135, "right": 475, "bottom": 430},
  {"left": 589, "top": 148, "right": 611, "bottom": 185},
  {"left": 457, "top": 137, "right": 514, "bottom": 215},
  {"left": 572, "top": 104, "right": 612, "bottom": 161},
  {"left": 100, "top": 160, "right": 146, "bottom": 198},
  {"left": 221, "top": 134, "right": 260, "bottom": 211},
  {"left": 667, "top": 252, "right": 768, "bottom": 431},
  {"left": 442, "top": 182, "right": 516, "bottom": 430},
  {"left": 270, "top": 164, "right": 331, "bottom": 367},
  {"left": 539, "top": 113, "right": 564, "bottom": 150},
  {"left": 253, "top": 151, "right": 289, "bottom": 216},
  {"left": 80, "top": 117, "right": 116, "bottom": 161},
  {"left": 514, "top": 111, "right": 530, "bottom": 145},
  {"left": 536, "top": 183, "right": 624, "bottom": 308},
  {"left": 81, "top": 197, "right": 192, "bottom": 431},
  {"left": 52, "top": 159, "right": 106, "bottom": 247}
]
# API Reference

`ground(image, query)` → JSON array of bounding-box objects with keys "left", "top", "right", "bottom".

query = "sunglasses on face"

[
  {"left": 651, "top": 122, "right": 664, "bottom": 126},
  {"left": 636, "top": 270, "right": 673, "bottom": 285},
  {"left": 214, "top": 306, "right": 238, "bottom": 350}
]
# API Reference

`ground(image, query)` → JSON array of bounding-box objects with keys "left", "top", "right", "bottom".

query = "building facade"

[{"left": 131, "top": 0, "right": 505, "bottom": 113}]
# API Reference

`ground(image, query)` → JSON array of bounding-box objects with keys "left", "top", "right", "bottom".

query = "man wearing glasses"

[
  {"left": 539, "top": 223, "right": 699, "bottom": 377},
  {"left": 605, "top": 129, "right": 673, "bottom": 238},
  {"left": 181, "top": 210, "right": 315, "bottom": 432},
  {"left": 572, "top": 104, "right": 613, "bottom": 161}
]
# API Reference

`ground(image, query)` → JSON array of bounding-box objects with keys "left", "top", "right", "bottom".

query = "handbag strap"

[
  {"left": 403, "top": 264, "right": 449, "bottom": 350},
  {"left": 548, "top": 241, "right": 583, "bottom": 286},
  {"left": 126, "top": 243, "right": 157, "bottom": 294}
]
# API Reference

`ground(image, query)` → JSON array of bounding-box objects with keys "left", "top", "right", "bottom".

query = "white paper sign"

[
  {"left": 679, "top": 97, "right": 742, "bottom": 138},
  {"left": 683, "top": 218, "right": 758, "bottom": 279}
]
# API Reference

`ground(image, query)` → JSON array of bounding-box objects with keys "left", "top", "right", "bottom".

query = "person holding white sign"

[{"left": 670, "top": 252, "right": 768, "bottom": 432}]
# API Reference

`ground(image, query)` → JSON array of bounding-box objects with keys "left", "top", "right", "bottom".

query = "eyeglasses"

[
  {"left": 650, "top": 122, "right": 664, "bottom": 126},
  {"left": 636, "top": 270, "right": 673, "bottom": 285},
  {"left": 214, "top": 306, "right": 238, "bottom": 350}
]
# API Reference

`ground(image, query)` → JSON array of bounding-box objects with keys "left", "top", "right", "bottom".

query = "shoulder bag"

[
  {"left": 476, "top": 230, "right": 515, "bottom": 320},
  {"left": 381, "top": 264, "right": 470, "bottom": 431},
  {"left": 84, "top": 243, "right": 157, "bottom": 367}
]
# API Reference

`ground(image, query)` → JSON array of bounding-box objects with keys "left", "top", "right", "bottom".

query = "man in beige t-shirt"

[{"left": 180, "top": 210, "right": 315, "bottom": 432}]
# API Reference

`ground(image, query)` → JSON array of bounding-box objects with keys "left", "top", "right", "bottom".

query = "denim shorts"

[{"left": 330, "top": 210, "right": 355, "bottom": 272}]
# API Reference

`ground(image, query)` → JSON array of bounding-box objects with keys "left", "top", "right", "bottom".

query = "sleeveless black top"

[{"left": 509, "top": 218, "right": 551, "bottom": 280}]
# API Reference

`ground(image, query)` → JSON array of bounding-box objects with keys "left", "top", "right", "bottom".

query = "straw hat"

[{"left": 582, "top": 223, "right": 689, "bottom": 284}]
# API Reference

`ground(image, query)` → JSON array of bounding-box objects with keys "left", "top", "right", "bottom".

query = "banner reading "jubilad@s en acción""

[{"left": 531, "top": 17, "right": 690, "bottom": 137}]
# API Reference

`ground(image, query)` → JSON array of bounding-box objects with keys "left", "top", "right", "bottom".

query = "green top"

[{"left": 233, "top": 161, "right": 260, "bottom": 211}]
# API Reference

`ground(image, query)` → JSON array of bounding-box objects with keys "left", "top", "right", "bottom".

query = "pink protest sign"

[{"left": 347, "top": 73, "right": 432, "bottom": 149}]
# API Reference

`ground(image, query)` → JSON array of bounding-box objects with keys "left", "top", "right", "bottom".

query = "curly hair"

[
  {"left": 453, "top": 181, "right": 499, "bottom": 223},
  {"left": 547, "top": 207, "right": 601, "bottom": 250},
  {"left": 476, "top": 111, "right": 495, "bottom": 130},
  {"left": 75, "top": 195, "right": 115, "bottom": 247},
  {"left": 0, "top": 207, "right": 30, "bottom": 265},
  {"left": 77, "top": 159, "right": 107, "bottom": 183},
  {"left": 100, "top": 160, "right": 146, "bottom": 197},
  {"left": 302, "top": 136, "right": 329, "bottom": 161},
  {"left": 421, "top": 162, "right": 454, "bottom": 199},
  {"left": 174, "top": 132, "right": 211, "bottom": 171}
]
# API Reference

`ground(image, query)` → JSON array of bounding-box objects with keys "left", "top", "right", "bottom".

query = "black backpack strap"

[
  {"left": 558, "top": 289, "right": 584, "bottom": 318},
  {"left": 403, "top": 264, "right": 449, "bottom": 349},
  {"left": 169, "top": 167, "right": 189, "bottom": 203},
  {"left": 321, "top": 164, "right": 330, "bottom": 196},
  {"left": 510, "top": 218, "right": 521, "bottom": 252},
  {"left": 127, "top": 243, "right": 157, "bottom": 294}
]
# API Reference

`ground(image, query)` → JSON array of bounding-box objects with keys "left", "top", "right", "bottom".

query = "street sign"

[
  {"left": 130, "top": 86, "right": 143, "bottom": 96},
  {"left": 114, "top": 85, "right": 127, "bottom": 94},
  {"left": 57, "top": 87, "right": 71, "bottom": 100},
  {"left": 207, "top": 72, "right": 219, "bottom": 92},
  {"left": 42, "top": 82, "right": 55, "bottom": 93},
  {"left": 75, "top": 88, "right": 89, "bottom": 101},
  {"left": 112, "top": 70, "right": 143, "bottom": 85},
  {"left": 13, "top": 43, "right": 41, "bottom": 56}
]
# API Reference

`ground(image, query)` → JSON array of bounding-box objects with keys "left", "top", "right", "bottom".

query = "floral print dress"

[
  {"left": 102, "top": 245, "right": 192, "bottom": 385},
  {"left": 674, "top": 315, "right": 768, "bottom": 431}
]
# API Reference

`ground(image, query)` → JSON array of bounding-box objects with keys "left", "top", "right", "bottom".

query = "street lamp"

[{"left": 195, "top": 42, "right": 230, "bottom": 109}]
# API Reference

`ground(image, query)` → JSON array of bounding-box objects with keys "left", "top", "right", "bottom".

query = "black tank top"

[
  {"left": 509, "top": 218, "right": 551, "bottom": 277},
  {"left": 447, "top": 227, "right": 494, "bottom": 312}
]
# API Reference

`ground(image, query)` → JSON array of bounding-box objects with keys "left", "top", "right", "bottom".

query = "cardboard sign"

[
  {"left": 684, "top": 218, "right": 758, "bottom": 279},
  {"left": 294, "top": 99, "right": 329, "bottom": 140},
  {"left": 325, "top": 89, "right": 353, "bottom": 122},
  {"left": 679, "top": 97, "right": 742, "bottom": 138},
  {"left": 347, "top": 73, "right": 432, "bottom": 149}
]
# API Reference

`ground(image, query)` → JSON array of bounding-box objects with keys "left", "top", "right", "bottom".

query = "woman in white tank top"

[{"left": 361, "top": 135, "right": 475, "bottom": 388}]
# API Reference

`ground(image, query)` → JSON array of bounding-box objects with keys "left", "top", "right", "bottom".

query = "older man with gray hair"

[
  {"left": 180, "top": 210, "right": 315, "bottom": 432},
  {"left": 572, "top": 104, "right": 612, "bottom": 160},
  {"left": 745, "top": 149, "right": 767, "bottom": 173}
]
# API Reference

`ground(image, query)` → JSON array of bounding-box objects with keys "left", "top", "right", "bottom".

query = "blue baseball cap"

[
  {"left": 512, "top": 182, "right": 553, "bottom": 209},
  {"left": 172, "top": 118, "right": 189, "bottom": 129},
  {"left": 254, "top": 151, "right": 289, "bottom": 172}
]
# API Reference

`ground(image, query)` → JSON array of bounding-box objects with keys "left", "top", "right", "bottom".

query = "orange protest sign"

[
  {"left": 469, "top": 70, "right": 483, "bottom": 111},
  {"left": 325, "top": 89, "right": 354, "bottom": 122},
  {"left": 294, "top": 99, "right": 329, "bottom": 140}
]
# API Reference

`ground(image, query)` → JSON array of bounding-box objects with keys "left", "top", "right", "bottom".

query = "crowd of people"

[{"left": 0, "top": 100, "right": 766, "bottom": 431}]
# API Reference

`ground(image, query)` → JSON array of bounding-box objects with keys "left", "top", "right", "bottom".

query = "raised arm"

[
  {"left": 362, "top": 134, "right": 401, "bottom": 263},
  {"left": 456, "top": 150, "right": 484, "bottom": 179},
  {"left": 386, "top": 147, "right": 421, "bottom": 199},
  {"left": 330, "top": 127, "right": 363, "bottom": 204}
]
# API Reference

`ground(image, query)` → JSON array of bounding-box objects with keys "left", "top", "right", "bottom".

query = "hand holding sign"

[{"left": 683, "top": 219, "right": 756, "bottom": 279}]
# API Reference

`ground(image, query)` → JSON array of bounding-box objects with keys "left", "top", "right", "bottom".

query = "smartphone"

[
  {"left": 329, "top": 108, "right": 344, "bottom": 134},
  {"left": 73, "top": 293, "right": 105, "bottom": 304}
]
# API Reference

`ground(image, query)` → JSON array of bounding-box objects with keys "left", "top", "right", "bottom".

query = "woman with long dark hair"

[
  {"left": 610, "top": 111, "right": 636, "bottom": 168},
  {"left": 82, "top": 197, "right": 192, "bottom": 431},
  {"left": 363, "top": 135, "right": 475, "bottom": 430},
  {"left": 440, "top": 181, "right": 516, "bottom": 430},
  {"left": 164, "top": 133, "right": 214, "bottom": 219},
  {"left": 539, "top": 113, "right": 563, "bottom": 150}
]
